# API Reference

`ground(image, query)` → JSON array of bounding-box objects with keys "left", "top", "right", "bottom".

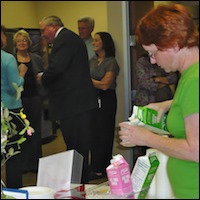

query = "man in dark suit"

[{"left": 37, "top": 16, "right": 98, "bottom": 183}]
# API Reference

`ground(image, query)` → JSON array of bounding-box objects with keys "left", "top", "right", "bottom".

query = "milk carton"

[
  {"left": 106, "top": 154, "right": 133, "bottom": 197},
  {"left": 131, "top": 152, "right": 159, "bottom": 199},
  {"left": 129, "top": 106, "right": 170, "bottom": 135}
]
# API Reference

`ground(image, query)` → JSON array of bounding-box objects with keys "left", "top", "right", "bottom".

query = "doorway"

[{"left": 128, "top": 1, "right": 154, "bottom": 106}]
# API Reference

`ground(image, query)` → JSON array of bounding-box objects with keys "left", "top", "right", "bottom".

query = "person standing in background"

[
  {"left": 89, "top": 32, "right": 120, "bottom": 180},
  {"left": 1, "top": 25, "right": 28, "bottom": 188},
  {"left": 78, "top": 16, "right": 96, "bottom": 60},
  {"left": 38, "top": 15, "right": 98, "bottom": 184},
  {"left": 132, "top": 53, "right": 178, "bottom": 165},
  {"left": 13, "top": 29, "right": 43, "bottom": 173},
  {"left": 135, "top": 53, "right": 178, "bottom": 106},
  {"left": 118, "top": 4, "right": 199, "bottom": 199}
]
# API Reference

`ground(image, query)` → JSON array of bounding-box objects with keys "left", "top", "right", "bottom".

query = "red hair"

[{"left": 136, "top": 4, "right": 199, "bottom": 50}]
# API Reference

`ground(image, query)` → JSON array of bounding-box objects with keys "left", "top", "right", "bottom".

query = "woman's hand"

[
  {"left": 36, "top": 72, "right": 44, "bottom": 81},
  {"left": 18, "top": 63, "right": 28, "bottom": 77},
  {"left": 118, "top": 122, "right": 150, "bottom": 147},
  {"left": 145, "top": 100, "right": 173, "bottom": 122}
]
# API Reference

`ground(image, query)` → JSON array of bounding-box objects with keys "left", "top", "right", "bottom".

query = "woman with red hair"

[{"left": 119, "top": 4, "right": 199, "bottom": 199}]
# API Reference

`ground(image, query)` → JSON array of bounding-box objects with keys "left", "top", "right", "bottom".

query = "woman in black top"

[{"left": 14, "top": 29, "right": 44, "bottom": 173}]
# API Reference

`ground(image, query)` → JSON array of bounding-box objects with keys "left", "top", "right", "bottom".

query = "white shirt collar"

[{"left": 55, "top": 27, "right": 64, "bottom": 38}]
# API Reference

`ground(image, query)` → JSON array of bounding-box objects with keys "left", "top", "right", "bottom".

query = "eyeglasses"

[
  {"left": 16, "top": 39, "right": 28, "bottom": 43},
  {"left": 148, "top": 50, "right": 158, "bottom": 59}
]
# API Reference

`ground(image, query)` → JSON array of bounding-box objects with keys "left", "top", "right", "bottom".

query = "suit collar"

[{"left": 55, "top": 27, "right": 64, "bottom": 38}]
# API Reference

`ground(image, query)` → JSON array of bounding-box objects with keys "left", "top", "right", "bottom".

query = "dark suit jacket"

[{"left": 42, "top": 28, "right": 98, "bottom": 120}]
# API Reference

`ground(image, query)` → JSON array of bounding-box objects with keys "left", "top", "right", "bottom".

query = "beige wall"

[
  {"left": 1, "top": 1, "right": 127, "bottom": 123},
  {"left": 35, "top": 1, "right": 107, "bottom": 35},
  {"left": 107, "top": 1, "right": 127, "bottom": 124},
  {"left": 1, "top": 1, "right": 107, "bottom": 35},
  {"left": 1, "top": 1, "right": 38, "bottom": 28}
]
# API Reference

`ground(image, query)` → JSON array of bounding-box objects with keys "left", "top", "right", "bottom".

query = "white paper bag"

[
  {"left": 146, "top": 148, "right": 174, "bottom": 199},
  {"left": 36, "top": 149, "right": 83, "bottom": 192}
]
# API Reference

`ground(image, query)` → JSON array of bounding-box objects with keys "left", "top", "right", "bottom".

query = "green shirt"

[{"left": 167, "top": 62, "right": 199, "bottom": 199}]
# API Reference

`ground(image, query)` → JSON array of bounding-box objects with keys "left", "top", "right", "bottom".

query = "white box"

[
  {"left": 37, "top": 149, "right": 83, "bottom": 192},
  {"left": 131, "top": 152, "right": 159, "bottom": 199}
]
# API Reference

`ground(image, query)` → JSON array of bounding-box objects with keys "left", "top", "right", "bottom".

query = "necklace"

[
  {"left": 21, "top": 57, "right": 27, "bottom": 61},
  {"left": 97, "top": 57, "right": 104, "bottom": 65},
  {"left": 18, "top": 53, "right": 30, "bottom": 62}
]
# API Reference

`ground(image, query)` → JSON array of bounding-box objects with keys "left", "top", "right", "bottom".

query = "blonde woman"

[{"left": 13, "top": 29, "right": 43, "bottom": 174}]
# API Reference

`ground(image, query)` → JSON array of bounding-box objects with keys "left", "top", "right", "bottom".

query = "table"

[{"left": 55, "top": 182, "right": 135, "bottom": 199}]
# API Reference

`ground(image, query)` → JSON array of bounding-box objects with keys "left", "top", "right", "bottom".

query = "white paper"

[
  {"left": 146, "top": 149, "right": 174, "bottom": 199},
  {"left": 156, "top": 151, "right": 173, "bottom": 199},
  {"left": 37, "top": 150, "right": 83, "bottom": 192}
]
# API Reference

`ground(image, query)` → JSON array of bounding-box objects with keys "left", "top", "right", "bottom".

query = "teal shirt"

[
  {"left": 167, "top": 62, "right": 199, "bottom": 199},
  {"left": 1, "top": 50, "right": 24, "bottom": 109}
]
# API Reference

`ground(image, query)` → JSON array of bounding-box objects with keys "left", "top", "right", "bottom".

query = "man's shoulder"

[
  {"left": 61, "top": 28, "right": 79, "bottom": 37},
  {"left": 85, "top": 37, "right": 93, "bottom": 44},
  {"left": 59, "top": 28, "right": 83, "bottom": 43}
]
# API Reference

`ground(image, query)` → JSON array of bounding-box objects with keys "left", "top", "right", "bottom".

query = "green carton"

[
  {"left": 131, "top": 152, "right": 160, "bottom": 199},
  {"left": 129, "top": 106, "right": 170, "bottom": 135}
]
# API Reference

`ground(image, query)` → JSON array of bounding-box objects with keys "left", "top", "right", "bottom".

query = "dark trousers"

[
  {"left": 60, "top": 108, "right": 96, "bottom": 184},
  {"left": 5, "top": 152, "right": 23, "bottom": 188},
  {"left": 90, "top": 89, "right": 117, "bottom": 174}
]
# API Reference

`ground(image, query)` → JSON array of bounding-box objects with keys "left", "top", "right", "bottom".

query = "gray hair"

[
  {"left": 13, "top": 29, "right": 32, "bottom": 46},
  {"left": 40, "top": 16, "right": 64, "bottom": 27},
  {"left": 78, "top": 16, "right": 95, "bottom": 29}
]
